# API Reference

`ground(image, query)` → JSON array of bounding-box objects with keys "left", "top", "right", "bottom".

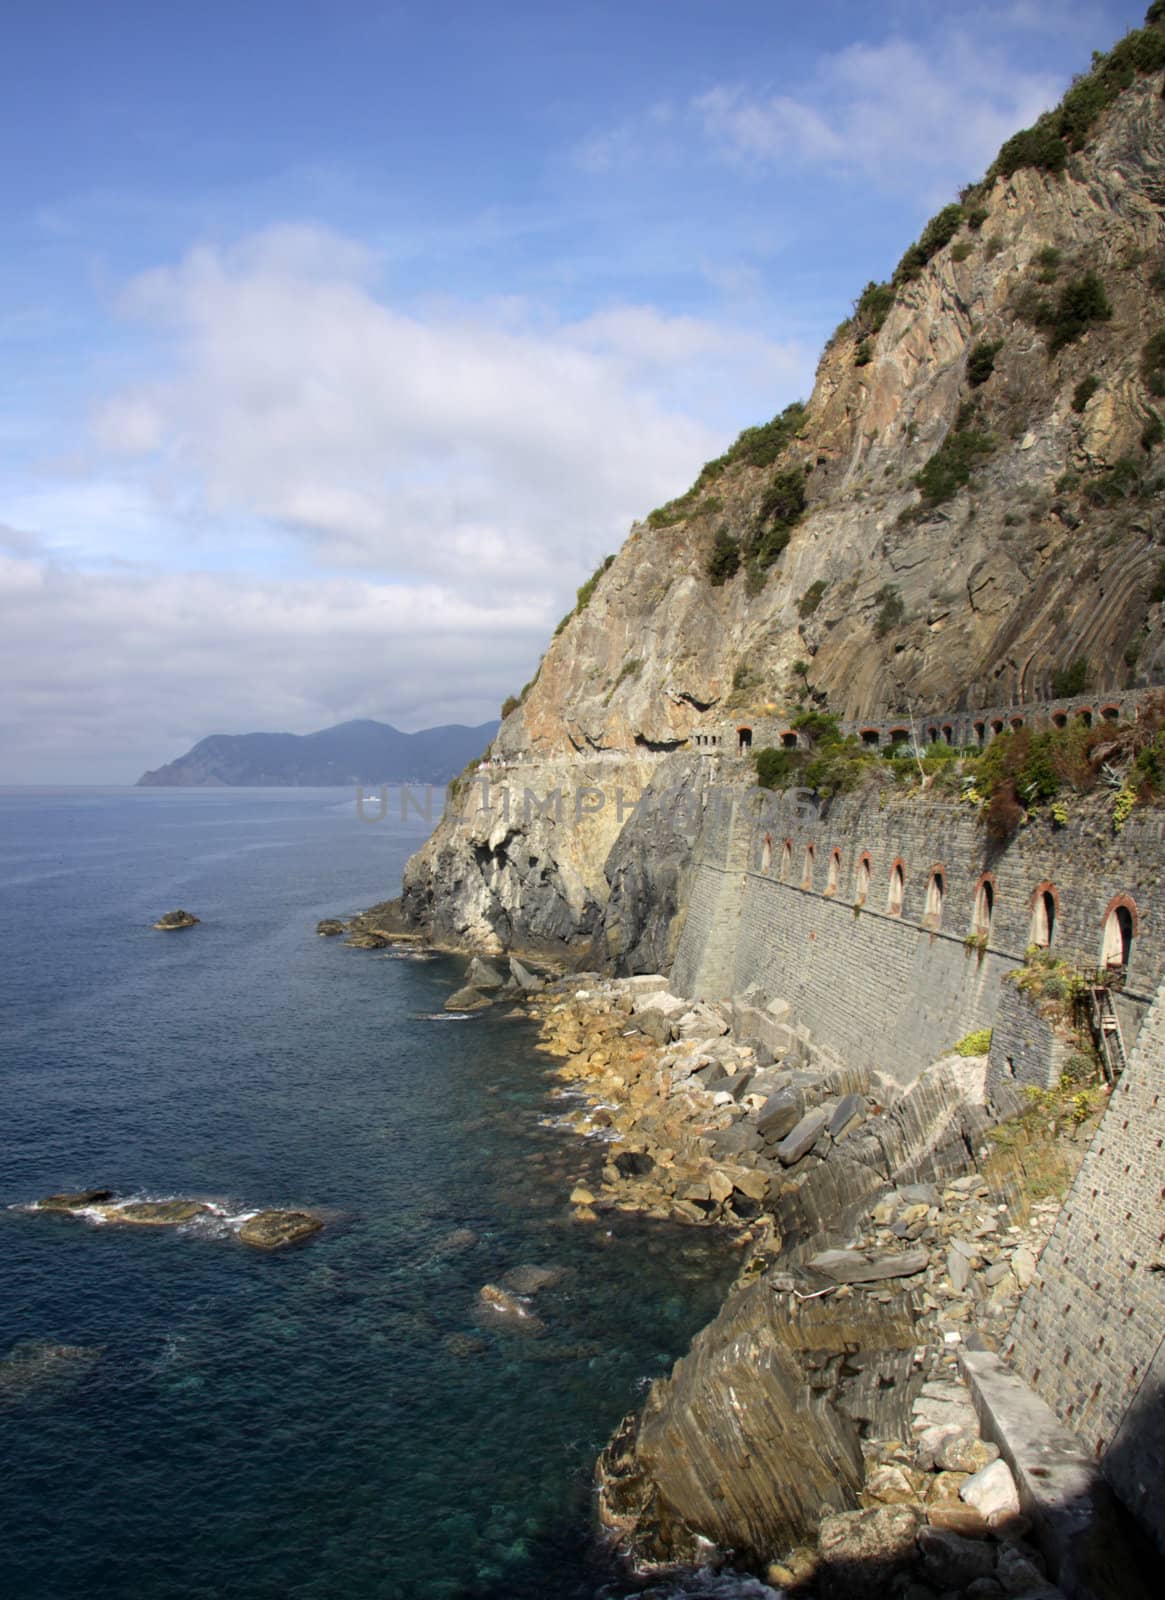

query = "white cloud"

[
  {"left": 0, "top": 552, "right": 550, "bottom": 782},
  {"left": 91, "top": 225, "right": 807, "bottom": 595},
  {"left": 2, "top": 223, "right": 811, "bottom": 779},
  {"left": 693, "top": 35, "right": 1062, "bottom": 192}
]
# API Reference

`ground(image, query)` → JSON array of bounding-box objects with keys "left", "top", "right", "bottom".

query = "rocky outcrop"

[
  {"left": 237, "top": 1210, "right": 323, "bottom": 1249},
  {"left": 153, "top": 909, "right": 199, "bottom": 930}
]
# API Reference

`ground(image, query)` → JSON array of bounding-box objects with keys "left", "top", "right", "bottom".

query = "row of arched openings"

[{"left": 756, "top": 837, "right": 1138, "bottom": 971}]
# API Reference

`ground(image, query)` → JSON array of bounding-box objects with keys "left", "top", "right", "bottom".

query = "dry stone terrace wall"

[
  {"left": 669, "top": 785, "right": 1165, "bottom": 1087},
  {"left": 1004, "top": 981, "right": 1165, "bottom": 1554}
]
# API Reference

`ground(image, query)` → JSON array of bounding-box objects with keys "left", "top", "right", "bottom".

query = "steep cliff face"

[
  {"left": 399, "top": 24, "right": 1165, "bottom": 954},
  {"left": 501, "top": 66, "right": 1165, "bottom": 756}
]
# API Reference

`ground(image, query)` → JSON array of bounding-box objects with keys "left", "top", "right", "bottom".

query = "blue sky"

[{"left": 0, "top": 0, "right": 1148, "bottom": 780}]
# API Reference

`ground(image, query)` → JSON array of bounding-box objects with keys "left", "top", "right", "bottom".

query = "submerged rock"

[
  {"left": 500, "top": 1264, "right": 564, "bottom": 1294},
  {"left": 316, "top": 918, "right": 345, "bottom": 936},
  {"left": 0, "top": 1341, "right": 102, "bottom": 1407},
  {"left": 473, "top": 1283, "right": 545, "bottom": 1334},
  {"left": 237, "top": 1209, "right": 323, "bottom": 1250},
  {"left": 153, "top": 909, "right": 199, "bottom": 930},
  {"left": 433, "top": 1227, "right": 478, "bottom": 1255}
]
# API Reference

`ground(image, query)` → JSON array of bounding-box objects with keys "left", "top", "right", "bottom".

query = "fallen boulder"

[
  {"left": 809, "top": 1247, "right": 929, "bottom": 1284},
  {"left": 775, "top": 1107, "right": 828, "bottom": 1166}
]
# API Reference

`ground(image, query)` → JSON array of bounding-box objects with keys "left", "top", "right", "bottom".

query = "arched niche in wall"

[
  {"left": 887, "top": 858, "right": 906, "bottom": 917},
  {"left": 972, "top": 872, "right": 995, "bottom": 940},
  {"left": 1029, "top": 881, "right": 1059, "bottom": 949},
  {"left": 1100, "top": 894, "right": 1138, "bottom": 973},
  {"left": 825, "top": 848, "right": 841, "bottom": 896},
  {"left": 924, "top": 866, "right": 945, "bottom": 929},
  {"left": 854, "top": 852, "right": 872, "bottom": 905},
  {"left": 802, "top": 843, "right": 816, "bottom": 891}
]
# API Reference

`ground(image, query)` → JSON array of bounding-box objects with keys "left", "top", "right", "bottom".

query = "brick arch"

[
  {"left": 1100, "top": 892, "right": 1139, "bottom": 969},
  {"left": 1100, "top": 891, "right": 1139, "bottom": 936}
]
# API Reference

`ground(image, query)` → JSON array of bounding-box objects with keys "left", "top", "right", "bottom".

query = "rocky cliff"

[{"left": 393, "top": 16, "right": 1165, "bottom": 956}]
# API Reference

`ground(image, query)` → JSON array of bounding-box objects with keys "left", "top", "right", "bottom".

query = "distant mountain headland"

[{"left": 136, "top": 719, "right": 499, "bottom": 787}]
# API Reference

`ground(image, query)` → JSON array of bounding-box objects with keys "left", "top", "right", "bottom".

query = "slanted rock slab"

[
  {"left": 810, "top": 1246, "right": 929, "bottom": 1284},
  {"left": 776, "top": 1107, "right": 828, "bottom": 1166}
]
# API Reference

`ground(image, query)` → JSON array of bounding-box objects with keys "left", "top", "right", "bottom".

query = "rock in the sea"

[
  {"left": 37, "top": 1188, "right": 114, "bottom": 1211},
  {"left": 466, "top": 956, "right": 505, "bottom": 990},
  {"left": 237, "top": 1209, "right": 323, "bottom": 1249},
  {"left": 316, "top": 918, "right": 345, "bottom": 936},
  {"left": 443, "top": 1332, "right": 488, "bottom": 1359},
  {"left": 433, "top": 1227, "right": 478, "bottom": 1255},
  {"left": 153, "top": 908, "right": 199, "bottom": 930},
  {"left": 473, "top": 1283, "right": 545, "bottom": 1333},
  {"left": 500, "top": 1264, "right": 564, "bottom": 1294},
  {"left": 444, "top": 985, "right": 491, "bottom": 1012},
  {"left": 345, "top": 931, "right": 388, "bottom": 949},
  {"left": 113, "top": 1200, "right": 211, "bottom": 1226},
  {"left": 0, "top": 1340, "right": 102, "bottom": 1407}
]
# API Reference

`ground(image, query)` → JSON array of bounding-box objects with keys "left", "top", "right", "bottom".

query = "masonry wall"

[
  {"left": 987, "top": 983, "right": 1076, "bottom": 1115},
  {"left": 1005, "top": 983, "right": 1165, "bottom": 1552},
  {"left": 669, "top": 786, "right": 1164, "bottom": 1086}
]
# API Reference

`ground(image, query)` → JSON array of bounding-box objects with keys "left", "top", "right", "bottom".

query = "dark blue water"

[{"left": 0, "top": 789, "right": 736, "bottom": 1600}]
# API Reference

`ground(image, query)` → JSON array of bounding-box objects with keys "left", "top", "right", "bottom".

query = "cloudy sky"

[{"left": 0, "top": 0, "right": 1146, "bottom": 781}]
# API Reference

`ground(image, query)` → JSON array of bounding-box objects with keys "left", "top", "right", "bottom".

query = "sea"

[{"left": 0, "top": 787, "right": 753, "bottom": 1600}]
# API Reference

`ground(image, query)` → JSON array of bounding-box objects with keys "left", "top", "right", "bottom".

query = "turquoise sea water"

[{"left": 0, "top": 788, "right": 738, "bottom": 1599}]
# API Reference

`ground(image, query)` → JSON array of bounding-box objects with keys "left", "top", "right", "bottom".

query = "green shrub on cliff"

[
  {"left": 988, "top": 23, "right": 1165, "bottom": 181},
  {"left": 954, "top": 1028, "right": 993, "bottom": 1056},
  {"left": 912, "top": 407, "right": 995, "bottom": 509},
  {"left": 894, "top": 204, "right": 966, "bottom": 284},
  {"left": 967, "top": 340, "right": 1004, "bottom": 387},
  {"left": 707, "top": 530, "right": 742, "bottom": 585}
]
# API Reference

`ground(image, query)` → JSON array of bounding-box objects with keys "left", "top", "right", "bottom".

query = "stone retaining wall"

[{"left": 1005, "top": 982, "right": 1165, "bottom": 1554}]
